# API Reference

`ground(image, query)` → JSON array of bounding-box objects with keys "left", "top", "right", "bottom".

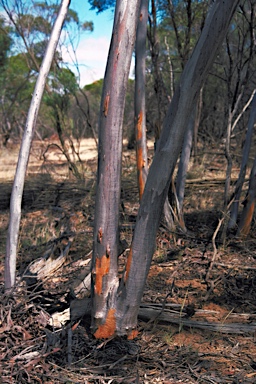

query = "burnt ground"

[{"left": 0, "top": 139, "right": 256, "bottom": 383}]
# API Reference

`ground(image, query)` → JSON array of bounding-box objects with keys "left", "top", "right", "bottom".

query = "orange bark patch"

[
  {"left": 137, "top": 148, "right": 145, "bottom": 200},
  {"left": 95, "top": 255, "right": 110, "bottom": 295},
  {"left": 136, "top": 111, "right": 146, "bottom": 199},
  {"left": 137, "top": 111, "right": 143, "bottom": 140},
  {"left": 124, "top": 248, "right": 133, "bottom": 283},
  {"left": 127, "top": 329, "right": 138, "bottom": 340},
  {"left": 240, "top": 200, "right": 255, "bottom": 236},
  {"left": 94, "top": 308, "right": 116, "bottom": 339}
]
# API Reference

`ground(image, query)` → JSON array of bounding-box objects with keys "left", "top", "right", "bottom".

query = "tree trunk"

[
  {"left": 228, "top": 92, "right": 256, "bottom": 229},
  {"left": 148, "top": 0, "right": 170, "bottom": 148},
  {"left": 135, "top": 0, "right": 149, "bottom": 200},
  {"left": 175, "top": 87, "right": 203, "bottom": 229},
  {"left": 237, "top": 157, "right": 256, "bottom": 237},
  {"left": 91, "top": 0, "right": 141, "bottom": 339},
  {"left": 91, "top": 0, "right": 239, "bottom": 339},
  {"left": 193, "top": 87, "right": 203, "bottom": 160},
  {"left": 115, "top": 0, "right": 239, "bottom": 337},
  {"left": 5, "top": 0, "right": 71, "bottom": 291},
  {"left": 175, "top": 110, "right": 194, "bottom": 231},
  {"left": 224, "top": 107, "right": 233, "bottom": 210}
]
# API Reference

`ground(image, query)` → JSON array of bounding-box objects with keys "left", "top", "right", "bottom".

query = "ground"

[{"left": 0, "top": 137, "right": 256, "bottom": 383}]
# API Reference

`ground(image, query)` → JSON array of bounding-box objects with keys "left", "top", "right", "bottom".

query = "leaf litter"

[{"left": 0, "top": 139, "right": 256, "bottom": 383}]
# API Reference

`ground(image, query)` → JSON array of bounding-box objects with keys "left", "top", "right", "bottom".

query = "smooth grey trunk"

[
  {"left": 176, "top": 109, "right": 195, "bottom": 214},
  {"left": 224, "top": 107, "right": 233, "bottom": 210},
  {"left": 91, "top": 0, "right": 141, "bottom": 339},
  {"left": 228, "top": 92, "right": 256, "bottom": 229},
  {"left": 134, "top": 0, "right": 149, "bottom": 200},
  {"left": 175, "top": 88, "right": 203, "bottom": 228},
  {"left": 115, "top": 0, "right": 239, "bottom": 335},
  {"left": 193, "top": 87, "right": 203, "bottom": 159},
  {"left": 5, "top": 0, "right": 71, "bottom": 290}
]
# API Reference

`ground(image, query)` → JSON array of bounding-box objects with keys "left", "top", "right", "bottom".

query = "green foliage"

[
  {"left": 88, "top": 0, "right": 115, "bottom": 13},
  {"left": 0, "top": 0, "right": 95, "bottom": 143},
  {"left": 84, "top": 78, "right": 134, "bottom": 139},
  {"left": 0, "top": 16, "right": 13, "bottom": 67},
  {"left": 82, "top": 21, "right": 94, "bottom": 32},
  {"left": 54, "top": 67, "right": 79, "bottom": 95},
  {"left": 84, "top": 78, "right": 103, "bottom": 93},
  {"left": 17, "top": 14, "right": 52, "bottom": 37}
]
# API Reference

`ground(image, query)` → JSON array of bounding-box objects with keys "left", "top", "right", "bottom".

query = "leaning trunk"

[
  {"left": 115, "top": 0, "right": 240, "bottom": 336},
  {"left": 5, "top": 0, "right": 71, "bottom": 291}
]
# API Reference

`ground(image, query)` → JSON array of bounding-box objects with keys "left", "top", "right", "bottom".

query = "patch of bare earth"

[{"left": 0, "top": 138, "right": 256, "bottom": 383}]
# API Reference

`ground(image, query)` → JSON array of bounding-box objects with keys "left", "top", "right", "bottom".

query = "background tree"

[
  {"left": 134, "top": 0, "right": 149, "bottom": 200},
  {"left": 0, "top": 0, "right": 93, "bottom": 147},
  {"left": 238, "top": 156, "right": 256, "bottom": 236},
  {"left": 221, "top": 1, "right": 256, "bottom": 214},
  {"left": 228, "top": 92, "right": 256, "bottom": 230}
]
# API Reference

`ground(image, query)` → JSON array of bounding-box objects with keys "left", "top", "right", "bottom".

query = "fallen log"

[{"left": 47, "top": 298, "right": 256, "bottom": 335}]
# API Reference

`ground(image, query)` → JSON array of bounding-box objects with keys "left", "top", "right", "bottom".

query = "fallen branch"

[
  {"left": 138, "top": 305, "right": 256, "bottom": 334},
  {"left": 47, "top": 298, "right": 256, "bottom": 335}
]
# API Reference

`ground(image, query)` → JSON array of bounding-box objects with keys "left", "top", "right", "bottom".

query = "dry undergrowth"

[{"left": 0, "top": 139, "right": 256, "bottom": 383}]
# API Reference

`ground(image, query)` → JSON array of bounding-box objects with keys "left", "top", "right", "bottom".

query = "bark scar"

[
  {"left": 94, "top": 308, "right": 116, "bottom": 339},
  {"left": 103, "top": 93, "right": 110, "bottom": 117},
  {"left": 97, "top": 228, "right": 103, "bottom": 243},
  {"left": 95, "top": 255, "right": 110, "bottom": 295}
]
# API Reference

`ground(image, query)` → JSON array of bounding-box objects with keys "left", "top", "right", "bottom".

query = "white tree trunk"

[{"left": 5, "top": 0, "right": 71, "bottom": 291}]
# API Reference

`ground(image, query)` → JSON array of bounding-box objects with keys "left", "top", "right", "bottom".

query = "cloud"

[
  {"left": 62, "top": 36, "right": 110, "bottom": 86},
  {"left": 76, "top": 36, "right": 110, "bottom": 63},
  {"left": 62, "top": 35, "right": 135, "bottom": 87}
]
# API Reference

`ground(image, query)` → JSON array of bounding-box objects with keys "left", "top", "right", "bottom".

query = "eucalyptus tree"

[
  {"left": 91, "top": 0, "right": 239, "bottom": 338},
  {"left": 91, "top": 0, "right": 142, "bottom": 339}
]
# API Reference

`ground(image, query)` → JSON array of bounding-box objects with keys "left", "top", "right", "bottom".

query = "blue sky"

[{"left": 62, "top": 1, "right": 115, "bottom": 86}]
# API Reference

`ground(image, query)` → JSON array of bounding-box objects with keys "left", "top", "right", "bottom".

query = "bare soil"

[{"left": 0, "top": 137, "right": 256, "bottom": 383}]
